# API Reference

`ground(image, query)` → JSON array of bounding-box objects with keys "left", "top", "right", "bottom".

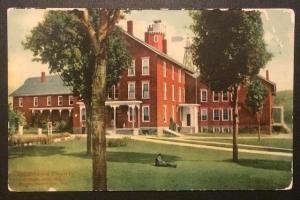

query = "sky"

[{"left": 7, "top": 9, "right": 294, "bottom": 94}]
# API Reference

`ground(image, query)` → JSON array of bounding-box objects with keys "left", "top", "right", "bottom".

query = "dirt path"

[{"left": 131, "top": 136, "right": 292, "bottom": 158}]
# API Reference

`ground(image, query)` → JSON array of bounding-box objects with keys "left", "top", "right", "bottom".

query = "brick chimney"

[
  {"left": 163, "top": 39, "right": 167, "bottom": 54},
  {"left": 266, "top": 70, "right": 269, "bottom": 80},
  {"left": 41, "top": 72, "right": 45, "bottom": 82},
  {"left": 127, "top": 20, "right": 133, "bottom": 35}
]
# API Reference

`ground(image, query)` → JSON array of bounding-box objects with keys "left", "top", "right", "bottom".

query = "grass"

[{"left": 8, "top": 138, "right": 292, "bottom": 191}]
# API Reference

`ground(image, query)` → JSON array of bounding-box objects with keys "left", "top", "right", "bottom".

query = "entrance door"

[{"left": 187, "top": 114, "right": 191, "bottom": 126}]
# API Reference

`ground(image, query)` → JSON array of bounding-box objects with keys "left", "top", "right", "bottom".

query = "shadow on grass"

[
  {"left": 223, "top": 159, "right": 292, "bottom": 171},
  {"left": 9, "top": 146, "right": 66, "bottom": 159},
  {"left": 64, "top": 151, "right": 180, "bottom": 164}
]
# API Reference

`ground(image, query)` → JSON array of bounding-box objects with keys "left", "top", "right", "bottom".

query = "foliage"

[
  {"left": 107, "top": 137, "right": 130, "bottom": 147},
  {"left": 55, "top": 120, "right": 72, "bottom": 132},
  {"left": 246, "top": 80, "right": 267, "bottom": 114},
  {"left": 8, "top": 133, "right": 71, "bottom": 146},
  {"left": 169, "top": 118, "right": 177, "bottom": 131},
  {"left": 22, "top": 10, "right": 132, "bottom": 100},
  {"left": 8, "top": 106, "right": 26, "bottom": 135},
  {"left": 190, "top": 10, "right": 272, "bottom": 91},
  {"left": 273, "top": 90, "right": 293, "bottom": 124}
]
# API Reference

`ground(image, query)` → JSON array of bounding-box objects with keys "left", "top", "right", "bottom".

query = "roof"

[
  {"left": 10, "top": 75, "right": 72, "bottom": 97},
  {"left": 122, "top": 31, "right": 194, "bottom": 74}
]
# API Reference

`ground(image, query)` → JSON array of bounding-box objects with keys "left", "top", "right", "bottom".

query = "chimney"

[
  {"left": 127, "top": 20, "right": 133, "bottom": 35},
  {"left": 163, "top": 39, "right": 167, "bottom": 54},
  {"left": 41, "top": 72, "right": 45, "bottom": 82},
  {"left": 266, "top": 70, "right": 269, "bottom": 80}
]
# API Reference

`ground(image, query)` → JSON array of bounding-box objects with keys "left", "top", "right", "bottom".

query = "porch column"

[
  {"left": 137, "top": 105, "right": 140, "bottom": 128},
  {"left": 194, "top": 106, "right": 199, "bottom": 133},
  {"left": 112, "top": 106, "right": 117, "bottom": 134},
  {"left": 281, "top": 106, "right": 284, "bottom": 124}
]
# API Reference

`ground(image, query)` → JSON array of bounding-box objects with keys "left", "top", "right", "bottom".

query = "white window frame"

[
  {"left": 163, "top": 62, "right": 167, "bottom": 78},
  {"left": 47, "top": 96, "right": 51, "bottom": 106},
  {"left": 172, "top": 65, "right": 174, "bottom": 80},
  {"left": 142, "top": 81, "right": 150, "bottom": 99},
  {"left": 179, "top": 86, "right": 181, "bottom": 102},
  {"left": 178, "top": 69, "right": 181, "bottom": 83},
  {"left": 213, "top": 91, "right": 220, "bottom": 102},
  {"left": 58, "top": 96, "right": 63, "bottom": 106},
  {"left": 163, "top": 82, "right": 167, "bottom": 100},
  {"left": 69, "top": 95, "right": 74, "bottom": 105},
  {"left": 142, "top": 57, "right": 150, "bottom": 75},
  {"left": 201, "top": 108, "right": 208, "bottom": 121},
  {"left": 213, "top": 108, "right": 220, "bottom": 121},
  {"left": 222, "top": 91, "right": 229, "bottom": 102},
  {"left": 128, "top": 81, "right": 136, "bottom": 99},
  {"left": 222, "top": 108, "right": 229, "bottom": 121},
  {"left": 128, "top": 59, "right": 135, "bottom": 76},
  {"left": 172, "top": 85, "right": 175, "bottom": 101},
  {"left": 163, "top": 105, "right": 167, "bottom": 123},
  {"left": 18, "top": 97, "right": 23, "bottom": 107},
  {"left": 142, "top": 105, "right": 150, "bottom": 122},
  {"left": 33, "top": 97, "right": 38, "bottom": 107},
  {"left": 200, "top": 89, "right": 208, "bottom": 102}
]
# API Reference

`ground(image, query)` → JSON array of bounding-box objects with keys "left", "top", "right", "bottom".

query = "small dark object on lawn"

[{"left": 155, "top": 153, "right": 177, "bottom": 168}]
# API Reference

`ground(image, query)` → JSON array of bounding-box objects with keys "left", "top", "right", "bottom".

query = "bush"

[
  {"left": 55, "top": 120, "right": 72, "bottom": 132},
  {"left": 8, "top": 133, "right": 71, "bottom": 146},
  {"left": 107, "top": 137, "right": 130, "bottom": 147},
  {"left": 169, "top": 118, "right": 177, "bottom": 131},
  {"left": 8, "top": 107, "right": 26, "bottom": 135}
]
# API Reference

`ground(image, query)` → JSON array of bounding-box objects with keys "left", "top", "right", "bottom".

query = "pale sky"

[{"left": 7, "top": 9, "right": 294, "bottom": 94}]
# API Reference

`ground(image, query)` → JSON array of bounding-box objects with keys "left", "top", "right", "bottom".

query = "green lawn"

[{"left": 8, "top": 138, "right": 292, "bottom": 191}]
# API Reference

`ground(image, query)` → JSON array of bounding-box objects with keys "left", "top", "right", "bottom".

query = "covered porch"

[
  {"left": 105, "top": 100, "right": 142, "bottom": 135},
  {"left": 178, "top": 104, "right": 200, "bottom": 134}
]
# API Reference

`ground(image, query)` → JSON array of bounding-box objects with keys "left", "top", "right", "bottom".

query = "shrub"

[
  {"left": 107, "top": 137, "right": 130, "bottom": 147},
  {"left": 55, "top": 120, "right": 72, "bottom": 132},
  {"left": 8, "top": 107, "right": 26, "bottom": 135},
  {"left": 8, "top": 133, "right": 71, "bottom": 146},
  {"left": 169, "top": 118, "right": 177, "bottom": 131}
]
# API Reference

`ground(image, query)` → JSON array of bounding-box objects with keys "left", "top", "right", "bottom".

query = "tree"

[
  {"left": 191, "top": 10, "right": 272, "bottom": 162},
  {"left": 246, "top": 80, "right": 267, "bottom": 141},
  {"left": 23, "top": 9, "right": 131, "bottom": 190},
  {"left": 8, "top": 104, "right": 25, "bottom": 136}
]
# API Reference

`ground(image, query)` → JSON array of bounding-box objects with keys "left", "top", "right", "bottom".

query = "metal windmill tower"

[{"left": 182, "top": 36, "right": 197, "bottom": 72}]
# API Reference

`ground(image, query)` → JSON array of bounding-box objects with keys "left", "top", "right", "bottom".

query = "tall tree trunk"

[
  {"left": 91, "top": 56, "right": 107, "bottom": 191},
  {"left": 256, "top": 112, "right": 261, "bottom": 142},
  {"left": 232, "top": 85, "right": 239, "bottom": 162},
  {"left": 85, "top": 101, "right": 92, "bottom": 155}
]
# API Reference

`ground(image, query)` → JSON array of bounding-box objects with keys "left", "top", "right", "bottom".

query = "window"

[
  {"left": 163, "top": 105, "right": 167, "bottom": 122},
  {"left": 223, "top": 108, "right": 229, "bottom": 121},
  {"left": 142, "top": 106, "right": 150, "bottom": 122},
  {"left": 81, "top": 108, "right": 86, "bottom": 121},
  {"left": 47, "top": 96, "right": 51, "bottom": 106},
  {"left": 128, "top": 82, "right": 135, "bottom": 99},
  {"left": 154, "top": 35, "right": 158, "bottom": 43},
  {"left": 172, "top": 65, "right": 174, "bottom": 80},
  {"left": 179, "top": 87, "right": 181, "bottom": 102},
  {"left": 107, "top": 87, "right": 113, "bottom": 99},
  {"left": 213, "top": 109, "right": 220, "bottom": 121},
  {"left": 213, "top": 91, "right": 220, "bottom": 102},
  {"left": 222, "top": 91, "right": 229, "bottom": 102},
  {"left": 178, "top": 69, "right": 181, "bottom": 82},
  {"left": 172, "top": 85, "right": 175, "bottom": 101},
  {"left": 142, "top": 81, "right": 150, "bottom": 99},
  {"left": 58, "top": 96, "right": 63, "bottom": 106},
  {"left": 163, "top": 62, "right": 166, "bottom": 78},
  {"left": 33, "top": 97, "right": 38, "bottom": 107},
  {"left": 201, "top": 108, "right": 208, "bottom": 121},
  {"left": 172, "top": 105, "right": 175, "bottom": 120},
  {"left": 19, "top": 97, "right": 23, "bottom": 107},
  {"left": 163, "top": 82, "right": 167, "bottom": 100},
  {"left": 201, "top": 89, "right": 208, "bottom": 102},
  {"left": 69, "top": 95, "right": 74, "bottom": 105},
  {"left": 128, "top": 59, "right": 135, "bottom": 76},
  {"left": 114, "top": 84, "right": 119, "bottom": 99},
  {"left": 142, "top": 57, "right": 150, "bottom": 75},
  {"left": 183, "top": 88, "right": 185, "bottom": 102}
]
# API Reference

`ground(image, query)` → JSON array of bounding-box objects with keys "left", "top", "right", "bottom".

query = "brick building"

[{"left": 11, "top": 20, "right": 276, "bottom": 134}]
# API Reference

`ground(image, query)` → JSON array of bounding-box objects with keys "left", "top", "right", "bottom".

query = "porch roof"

[
  {"left": 29, "top": 106, "right": 73, "bottom": 111},
  {"left": 178, "top": 103, "right": 200, "bottom": 107},
  {"left": 105, "top": 100, "right": 142, "bottom": 107}
]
